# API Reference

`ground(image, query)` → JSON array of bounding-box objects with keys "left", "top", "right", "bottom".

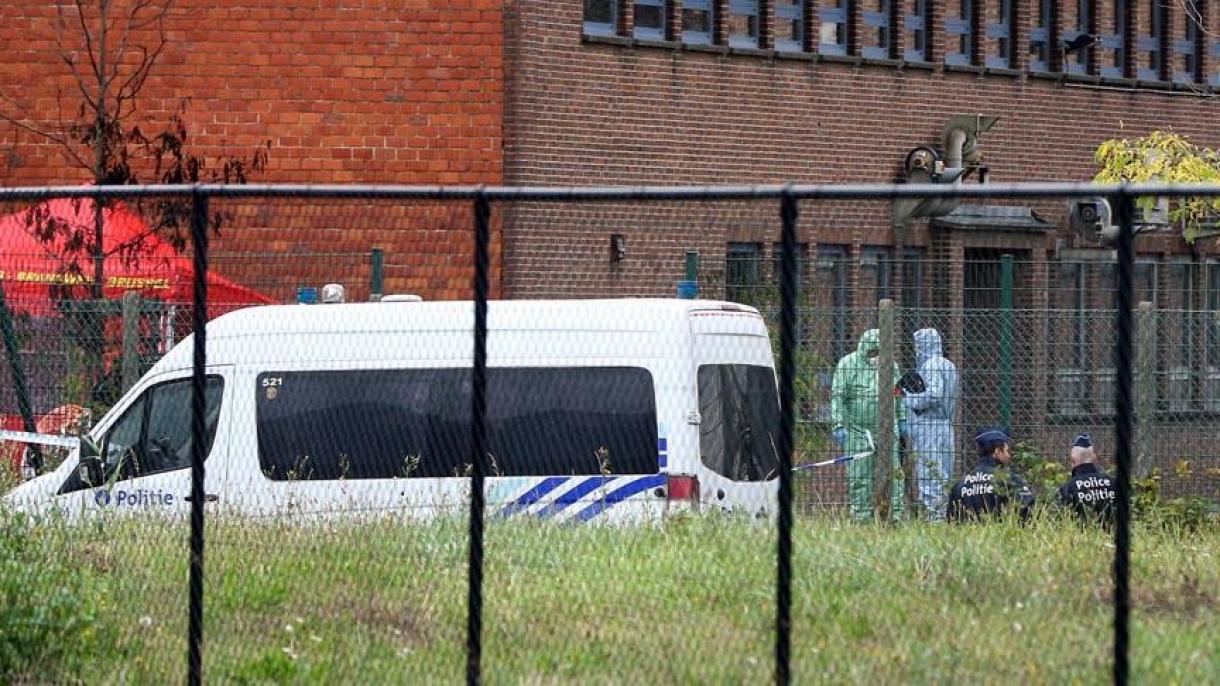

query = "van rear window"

[
  {"left": 697, "top": 364, "right": 780, "bottom": 482},
  {"left": 255, "top": 367, "right": 657, "bottom": 480}
]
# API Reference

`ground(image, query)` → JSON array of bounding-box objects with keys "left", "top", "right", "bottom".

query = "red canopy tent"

[{"left": 0, "top": 197, "right": 274, "bottom": 316}]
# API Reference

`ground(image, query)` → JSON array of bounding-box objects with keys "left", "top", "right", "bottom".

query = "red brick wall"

[
  {"left": 0, "top": 0, "right": 504, "bottom": 300},
  {"left": 501, "top": 0, "right": 1220, "bottom": 298},
  {"left": 6, "top": 1, "right": 1219, "bottom": 303}
]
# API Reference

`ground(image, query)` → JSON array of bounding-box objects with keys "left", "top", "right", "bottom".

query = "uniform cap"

[
  {"left": 975, "top": 429, "right": 1011, "bottom": 452},
  {"left": 1073, "top": 433, "right": 1093, "bottom": 449}
]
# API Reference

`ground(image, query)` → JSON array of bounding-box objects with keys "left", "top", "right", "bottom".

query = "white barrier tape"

[{"left": 0, "top": 430, "right": 81, "bottom": 449}]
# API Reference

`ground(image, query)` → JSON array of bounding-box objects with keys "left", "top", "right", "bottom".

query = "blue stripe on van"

[
  {"left": 497, "top": 477, "right": 570, "bottom": 518},
  {"left": 534, "top": 477, "right": 617, "bottom": 519},
  {"left": 658, "top": 438, "right": 667, "bottom": 452},
  {"left": 573, "top": 474, "right": 667, "bottom": 522}
]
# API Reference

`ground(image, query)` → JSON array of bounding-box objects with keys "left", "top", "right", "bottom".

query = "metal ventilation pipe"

[{"left": 945, "top": 127, "right": 969, "bottom": 171}]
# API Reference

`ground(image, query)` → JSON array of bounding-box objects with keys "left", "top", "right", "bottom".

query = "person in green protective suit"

[{"left": 830, "top": 328, "right": 907, "bottom": 521}]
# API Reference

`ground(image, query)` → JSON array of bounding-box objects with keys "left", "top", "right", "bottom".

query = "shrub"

[
  {"left": 1009, "top": 440, "right": 1068, "bottom": 514},
  {"left": 0, "top": 509, "right": 104, "bottom": 682}
]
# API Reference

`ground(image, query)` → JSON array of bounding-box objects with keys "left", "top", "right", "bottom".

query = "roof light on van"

[
  {"left": 381, "top": 294, "right": 423, "bottom": 303},
  {"left": 321, "top": 283, "right": 346, "bottom": 304}
]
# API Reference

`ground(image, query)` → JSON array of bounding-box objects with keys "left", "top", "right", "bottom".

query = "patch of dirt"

[
  {"left": 1094, "top": 574, "right": 1218, "bottom": 617},
  {"left": 301, "top": 589, "right": 434, "bottom": 646},
  {"left": 66, "top": 541, "right": 117, "bottom": 574}
]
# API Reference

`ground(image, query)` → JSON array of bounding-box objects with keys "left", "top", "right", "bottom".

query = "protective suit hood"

[
  {"left": 914, "top": 328, "right": 943, "bottom": 366},
  {"left": 856, "top": 329, "right": 881, "bottom": 358}
]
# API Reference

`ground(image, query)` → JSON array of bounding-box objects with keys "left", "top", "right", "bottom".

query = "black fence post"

[
  {"left": 1110, "top": 190, "right": 1135, "bottom": 686},
  {"left": 188, "top": 189, "right": 209, "bottom": 686},
  {"left": 466, "top": 192, "right": 491, "bottom": 686},
  {"left": 775, "top": 189, "right": 798, "bottom": 686},
  {"left": 0, "top": 282, "right": 41, "bottom": 473}
]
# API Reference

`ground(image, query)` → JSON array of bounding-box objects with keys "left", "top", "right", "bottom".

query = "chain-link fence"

[
  {"left": 0, "top": 184, "right": 1218, "bottom": 684},
  {"left": 719, "top": 299, "right": 1220, "bottom": 515}
]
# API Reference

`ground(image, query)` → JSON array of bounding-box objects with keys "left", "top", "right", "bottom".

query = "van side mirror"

[
  {"left": 78, "top": 456, "right": 105, "bottom": 488},
  {"left": 78, "top": 438, "right": 105, "bottom": 487}
]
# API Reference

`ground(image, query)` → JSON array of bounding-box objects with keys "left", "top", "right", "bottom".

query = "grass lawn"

[{"left": 3, "top": 511, "right": 1217, "bottom": 684}]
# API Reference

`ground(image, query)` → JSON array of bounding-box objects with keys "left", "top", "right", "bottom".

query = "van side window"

[
  {"left": 697, "top": 364, "right": 780, "bottom": 482},
  {"left": 255, "top": 367, "right": 658, "bottom": 480},
  {"left": 58, "top": 377, "right": 225, "bottom": 494}
]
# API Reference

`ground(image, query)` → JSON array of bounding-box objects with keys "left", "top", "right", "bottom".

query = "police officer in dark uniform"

[
  {"left": 946, "top": 428, "right": 1035, "bottom": 523},
  {"left": 1057, "top": 433, "right": 1117, "bottom": 527}
]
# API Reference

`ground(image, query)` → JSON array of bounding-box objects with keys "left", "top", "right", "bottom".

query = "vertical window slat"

[
  {"left": 728, "top": 0, "right": 761, "bottom": 48},
  {"left": 945, "top": 0, "right": 974, "bottom": 66},
  {"left": 1029, "top": 0, "right": 1053, "bottom": 72},
  {"left": 986, "top": 0, "right": 1012, "bottom": 68},
  {"left": 776, "top": 1, "right": 808, "bottom": 52},
  {"left": 862, "top": 0, "right": 892, "bottom": 59},
  {"left": 1137, "top": 0, "right": 1162, "bottom": 81},
  {"left": 904, "top": 0, "right": 929, "bottom": 61},
  {"left": 1101, "top": 0, "right": 1127, "bottom": 79}
]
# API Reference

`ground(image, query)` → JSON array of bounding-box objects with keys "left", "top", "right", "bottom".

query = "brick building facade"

[
  {"left": 0, "top": 0, "right": 504, "bottom": 299},
  {"left": 499, "top": 2, "right": 1220, "bottom": 456},
  {"left": 503, "top": 1, "right": 1217, "bottom": 301},
  {"left": 3, "top": 1, "right": 1218, "bottom": 496},
  {"left": 2, "top": 1, "right": 1216, "bottom": 301}
]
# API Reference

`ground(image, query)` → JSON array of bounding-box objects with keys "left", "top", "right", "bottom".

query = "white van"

[{"left": 3, "top": 298, "right": 781, "bottom": 523}]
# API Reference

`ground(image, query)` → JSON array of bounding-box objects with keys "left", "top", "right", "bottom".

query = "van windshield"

[
  {"left": 697, "top": 364, "right": 780, "bottom": 482},
  {"left": 57, "top": 376, "right": 225, "bottom": 495}
]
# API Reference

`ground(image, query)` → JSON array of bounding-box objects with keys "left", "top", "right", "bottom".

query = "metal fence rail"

[{"left": 1, "top": 182, "right": 1219, "bottom": 685}]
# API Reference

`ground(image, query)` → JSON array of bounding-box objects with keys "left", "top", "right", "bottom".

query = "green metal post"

[
  {"left": 0, "top": 283, "right": 42, "bottom": 473},
  {"left": 1135, "top": 302, "right": 1155, "bottom": 479},
  {"left": 999, "top": 254, "right": 1014, "bottom": 431},
  {"left": 875, "top": 299, "right": 896, "bottom": 522},
  {"left": 370, "top": 248, "right": 384, "bottom": 301},
  {"left": 121, "top": 292, "right": 141, "bottom": 394},
  {"left": 678, "top": 250, "right": 699, "bottom": 299}
]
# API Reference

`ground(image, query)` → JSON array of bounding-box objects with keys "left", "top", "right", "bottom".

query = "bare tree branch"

[
  {"left": 101, "top": 224, "right": 165, "bottom": 258},
  {"left": 0, "top": 112, "right": 64, "bottom": 146},
  {"left": 3, "top": 0, "right": 263, "bottom": 405},
  {"left": 0, "top": 111, "right": 68, "bottom": 147},
  {"left": 1176, "top": 1, "right": 1208, "bottom": 37},
  {"left": 117, "top": 31, "right": 167, "bottom": 110},
  {"left": 114, "top": 45, "right": 151, "bottom": 119},
  {"left": 54, "top": 3, "right": 102, "bottom": 117},
  {"left": 113, "top": 0, "right": 170, "bottom": 60},
  {"left": 72, "top": 0, "right": 103, "bottom": 97},
  {"left": 50, "top": 85, "right": 93, "bottom": 170},
  {"left": 0, "top": 99, "right": 91, "bottom": 171},
  {"left": 60, "top": 51, "right": 101, "bottom": 115}
]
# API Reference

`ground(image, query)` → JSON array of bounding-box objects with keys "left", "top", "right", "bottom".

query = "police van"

[{"left": 3, "top": 298, "right": 781, "bottom": 523}]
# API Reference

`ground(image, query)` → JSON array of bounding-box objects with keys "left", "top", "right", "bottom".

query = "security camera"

[
  {"left": 1079, "top": 202, "right": 1100, "bottom": 223},
  {"left": 1068, "top": 197, "right": 1114, "bottom": 244},
  {"left": 610, "top": 233, "right": 626, "bottom": 262}
]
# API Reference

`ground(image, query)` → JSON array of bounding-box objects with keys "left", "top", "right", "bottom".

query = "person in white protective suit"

[{"left": 902, "top": 328, "right": 959, "bottom": 522}]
